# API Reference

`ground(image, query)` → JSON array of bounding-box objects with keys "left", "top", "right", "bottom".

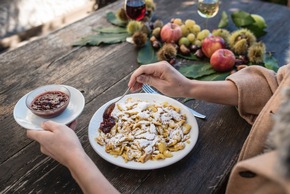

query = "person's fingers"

[
  {"left": 41, "top": 120, "right": 61, "bottom": 132},
  {"left": 128, "top": 62, "right": 164, "bottom": 88},
  {"left": 130, "top": 82, "right": 143, "bottom": 92},
  {"left": 27, "top": 121, "right": 62, "bottom": 142},
  {"left": 128, "top": 75, "right": 137, "bottom": 89},
  {"left": 134, "top": 63, "right": 159, "bottom": 76},
  {"left": 26, "top": 129, "right": 38, "bottom": 141},
  {"left": 136, "top": 74, "right": 162, "bottom": 85},
  {"left": 136, "top": 74, "right": 169, "bottom": 89},
  {"left": 135, "top": 74, "right": 148, "bottom": 84},
  {"left": 27, "top": 129, "right": 49, "bottom": 142}
]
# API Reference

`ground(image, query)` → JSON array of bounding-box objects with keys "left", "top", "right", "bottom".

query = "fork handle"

[
  {"left": 116, "top": 87, "right": 130, "bottom": 103},
  {"left": 188, "top": 108, "right": 206, "bottom": 119}
]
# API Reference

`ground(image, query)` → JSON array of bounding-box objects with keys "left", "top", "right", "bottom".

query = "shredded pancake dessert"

[{"left": 96, "top": 97, "right": 192, "bottom": 163}]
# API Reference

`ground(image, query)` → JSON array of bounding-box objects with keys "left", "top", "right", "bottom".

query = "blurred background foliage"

[{"left": 262, "top": 0, "right": 289, "bottom": 6}]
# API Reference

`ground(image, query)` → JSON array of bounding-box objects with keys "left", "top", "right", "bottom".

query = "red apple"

[
  {"left": 201, "top": 35, "right": 225, "bottom": 58},
  {"left": 210, "top": 49, "right": 236, "bottom": 72},
  {"left": 160, "top": 23, "right": 182, "bottom": 43}
]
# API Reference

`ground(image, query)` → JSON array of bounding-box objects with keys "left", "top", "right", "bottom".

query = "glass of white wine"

[{"left": 197, "top": 0, "right": 219, "bottom": 29}]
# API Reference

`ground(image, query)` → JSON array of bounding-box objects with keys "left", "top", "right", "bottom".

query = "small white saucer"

[{"left": 13, "top": 85, "right": 85, "bottom": 130}]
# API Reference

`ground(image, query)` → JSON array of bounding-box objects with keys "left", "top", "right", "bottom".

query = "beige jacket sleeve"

[
  {"left": 227, "top": 151, "right": 290, "bottom": 194},
  {"left": 225, "top": 64, "right": 290, "bottom": 194},
  {"left": 226, "top": 65, "right": 282, "bottom": 124}
]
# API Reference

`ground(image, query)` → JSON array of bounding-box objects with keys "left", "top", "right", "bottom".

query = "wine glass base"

[{"left": 126, "top": 37, "right": 134, "bottom": 44}]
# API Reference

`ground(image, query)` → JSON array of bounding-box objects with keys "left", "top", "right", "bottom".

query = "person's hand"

[
  {"left": 128, "top": 61, "right": 192, "bottom": 97},
  {"left": 26, "top": 120, "right": 84, "bottom": 167},
  {"left": 27, "top": 121, "right": 120, "bottom": 194}
]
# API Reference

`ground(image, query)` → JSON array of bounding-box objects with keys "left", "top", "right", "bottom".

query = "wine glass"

[
  {"left": 197, "top": 0, "right": 219, "bottom": 29},
  {"left": 124, "top": 0, "right": 146, "bottom": 21},
  {"left": 124, "top": 0, "right": 146, "bottom": 43}
]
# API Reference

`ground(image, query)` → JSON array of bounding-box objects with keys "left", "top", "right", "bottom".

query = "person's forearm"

[
  {"left": 185, "top": 80, "right": 238, "bottom": 106},
  {"left": 67, "top": 152, "right": 119, "bottom": 194}
]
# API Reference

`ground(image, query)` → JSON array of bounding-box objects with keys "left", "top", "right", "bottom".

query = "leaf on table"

[
  {"left": 177, "top": 53, "right": 199, "bottom": 61},
  {"left": 218, "top": 11, "right": 229, "bottom": 28},
  {"left": 93, "top": 27, "right": 128, "bottom": 34},
  {"left": 106, "top": 12, "right": 127, "bottom": 27},
  {"left": 178, "top": 63, "right": 216, "bottom": 79},
  {"left": 137, "top": 40, "right": 158, "bottom": 64},
  {"left": 198, "top": 71, "right": 231, "bottom": 81},
  {"left": 263, "top": 52, "right": 279, "bottom": 72},
  {"left": 243, "top": 23, "right": 267, "bottom": 38},
  {"left": 72, "top": 33, "right": 128, "bottom": 46},
  {"left": 231, "top": 11, "right": 255, "bottom": 27}
]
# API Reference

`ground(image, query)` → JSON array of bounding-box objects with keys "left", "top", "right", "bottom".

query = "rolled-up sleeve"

[{"left": 226, "top": 65, "right": 282, "bottom": 124}]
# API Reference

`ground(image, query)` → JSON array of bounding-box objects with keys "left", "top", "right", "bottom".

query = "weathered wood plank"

[
  {"left": 0, "top": 0, "right": 289, "bottom": 193},
  {"left": 0, "top": 0, "right": 134, "bottom": 163}
]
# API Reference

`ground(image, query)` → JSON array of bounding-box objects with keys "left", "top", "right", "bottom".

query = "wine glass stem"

[{"left": 205, "top": 18, "right": 208, "bottom": 29}]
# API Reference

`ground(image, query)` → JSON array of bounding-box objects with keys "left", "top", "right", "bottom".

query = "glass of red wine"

[{"left": 125, "top": 0, "right": 146, "bottom": 21}]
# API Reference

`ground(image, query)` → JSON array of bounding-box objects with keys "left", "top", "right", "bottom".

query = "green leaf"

[
  {"left": 72, "top": 33, "right": 128, "bottom": 46},
  {"left": 263, "top": 52, "right": 279, "bottom": 72},
  {"left": 137, "top": 40, "right": 158, "bottom": 64},
  {"left": 178, "top": 63, "right": 216, "bottom": 79},
  {"left": 231, "top": 11, "right": 255, "bottom": 27},
  {"left": 106, "top": 12, "right": 127, "bottom": 27},
  {"left": 198, "top": 71, "right": 230, "bottom": 81},
  {"left": 93, "top": 27, "right": 128, "bottom": 34},
  {"left": 243, "top": 23, "right": 267, "bottom": 38},
  {"left": 231, "top": 11, "right": 267, "bottom": 38},
  {"left": 178, "top": 63, "right": 231, "bottom": 81},
  {"left": 218, "top": 11, "right": 229, "bottom": 28},
  {"left": 251, "top": 14, "right": 267, "bottom": 29},
  {"left": 177, "top": 53, "right": 199, "bottom": 61}
]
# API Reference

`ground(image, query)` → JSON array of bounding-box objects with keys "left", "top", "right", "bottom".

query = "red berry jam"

[
  {"left": 99, "top": 116, "right": 116, "bottom": 134},
  {"left": 30, "top": 91, "right": 70, "bottom": 118}
]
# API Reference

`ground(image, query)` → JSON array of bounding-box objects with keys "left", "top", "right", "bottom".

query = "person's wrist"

[
  {"left": 182, "top": 79, "right": 197, "bottom": 98},
  {"left": 65, "top": 148, "right": 88, "bottom": 170}
]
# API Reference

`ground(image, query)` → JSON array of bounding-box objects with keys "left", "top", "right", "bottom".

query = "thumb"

[
  {"left": 137, "top": 74, "right": 166, "bottom": 89},
  {"left": 41, "top": 120, "right": 61, "bottom": 132},
  {"left": 137, "top": 74, "right": 160, "bottom": 85}
]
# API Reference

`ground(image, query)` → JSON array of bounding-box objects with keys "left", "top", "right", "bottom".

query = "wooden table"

[{"left": 1, "top": 0, "right": 289, "bottom": 193}]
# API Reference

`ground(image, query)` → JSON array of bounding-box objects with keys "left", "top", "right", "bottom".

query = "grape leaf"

[
  {"left": 178, "top": 63, "right": 216, "bottom": 79},
  {"left": 218, "top": 11, "right": 229, "bottom": 28},
  {"left": 106, "top": 12, "right": 127, "bottom": 27},
  {"left": 198, "top": 71, "right": 230, "bottom": 81},
  {"left": 93, "top": 27, "right": 128, "bottom": 34},
  {"left": 263, "top": 52, "right": 279, "bottom": 72},
  {"left": 137, "top": 40, "right": 158, "bottom": 64},
  {"left": 177, "top": 53, "right": 199, "bottom": 61},
  {"left": 231, "top": 11, "right": 255, "bottom": 27},
  {"left": 178, "top": 63, "right": 231, "bottom": 81},
  {"left": 243, "top": 23, "right": 267, "bottom": 38},
  {"left": 72, "top": 33, "right": 128, "bottom": 46}
]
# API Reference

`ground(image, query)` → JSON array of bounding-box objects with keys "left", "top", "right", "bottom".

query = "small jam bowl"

[{"left": 26, "top": 85, "right": 71, "bottom": 118}]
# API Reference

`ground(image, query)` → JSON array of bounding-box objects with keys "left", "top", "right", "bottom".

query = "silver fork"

[{"left": 142, "top": 84, "right": 206, "bottom": 119}]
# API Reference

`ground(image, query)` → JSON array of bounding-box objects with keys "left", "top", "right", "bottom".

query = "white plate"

[
  {"left": 88, "top": 93, "right": 199, "bottom": 170},
  {"left": 13, "top": 85, "right": 85, "bottom": 130}
]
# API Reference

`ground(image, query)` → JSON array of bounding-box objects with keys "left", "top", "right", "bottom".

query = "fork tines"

[{"left": 142, "top": 84, "right": 158, "bottom": 94}]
